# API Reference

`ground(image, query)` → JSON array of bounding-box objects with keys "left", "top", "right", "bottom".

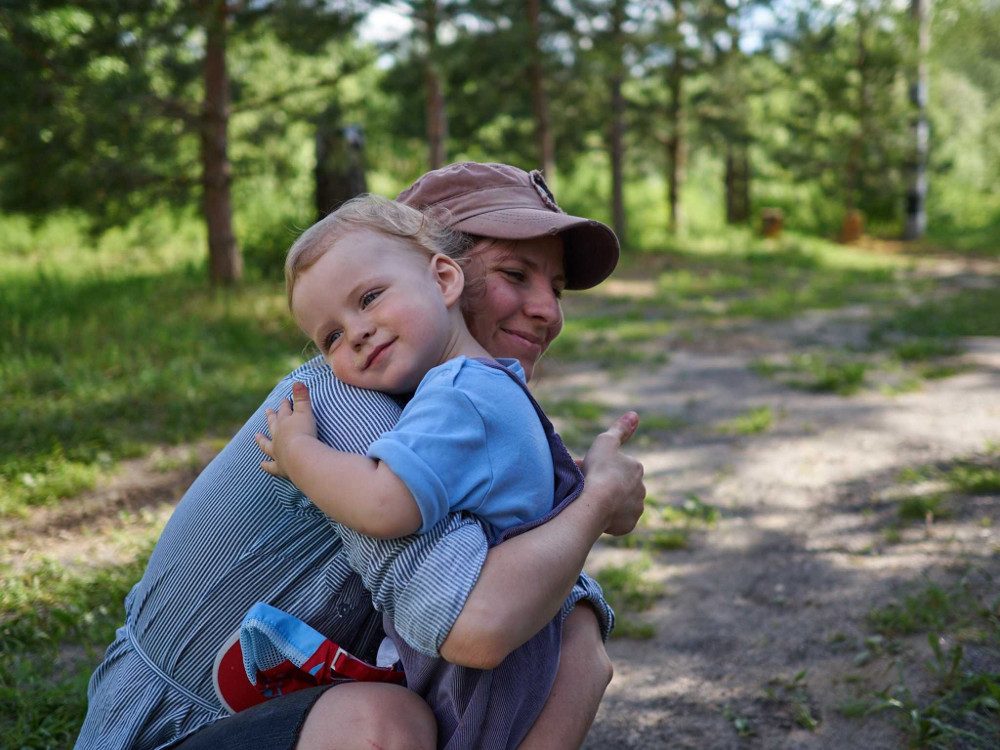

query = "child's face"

[{"left": 292, "top": 229, "right": 458, "bottom": 394}]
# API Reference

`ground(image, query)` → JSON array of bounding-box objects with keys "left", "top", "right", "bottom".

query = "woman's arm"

[
  {"left": 338, "top": 412, "right": 644, "bottom": 668},
  {"left": 439, "top": 412, "right": 644, "bottom": 667}
]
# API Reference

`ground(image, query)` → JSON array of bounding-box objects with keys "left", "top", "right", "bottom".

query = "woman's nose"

[{"left": 524, "top": 284, "right": 562, "bottom": 324}]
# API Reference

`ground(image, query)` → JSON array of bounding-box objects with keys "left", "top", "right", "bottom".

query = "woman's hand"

[
  {"left": 255, "top": 381, "right": 319, "bottom": 478},
  {"left": 579, "top": 412, "right": 645, "bottom": 536}
]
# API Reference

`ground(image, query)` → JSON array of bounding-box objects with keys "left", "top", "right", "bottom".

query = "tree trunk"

[
  {"left": 423, "top": 0, "right": 447, "bottom": 170},
  {"left": 846, "top": 5, "right": 871, "bottom": 213},
  {"left": 200, "top": 0, "right": 241, "bottom": 285},
  {"left": 725, "top": 144, "right": 750, "bottom": 224},
  {"left": 904, "top": 0, "right": 930, "bottom": 240},
  {"left": 665, "top": 2, "right": 685, "bottom": 234},
  {"left": 724, "top": 16, "right": 750, "bottom": 225},
  {"left": 526, "top": 0, "right": 555, "bottom": 182},
  {"left": 609, "top": 0, "right": 627, "bottom": 243},
  {"left": 315, "top": 105, "right": 367, "bottom": 220}
]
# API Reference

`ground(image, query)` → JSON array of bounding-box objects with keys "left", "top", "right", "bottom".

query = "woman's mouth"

[{"left": 500, "top": 328, "right": 545, "bottom": 356}]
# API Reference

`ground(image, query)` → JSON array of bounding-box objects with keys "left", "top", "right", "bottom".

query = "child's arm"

[{"left": 255, "top": 382, "right": 422, "bottom": 538}]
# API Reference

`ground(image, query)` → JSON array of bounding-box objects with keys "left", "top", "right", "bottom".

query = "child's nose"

[{"left": 350, "top": 322, "right": 375, "bottom": 349}]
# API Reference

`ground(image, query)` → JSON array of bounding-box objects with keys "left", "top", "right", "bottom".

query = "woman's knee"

[{"left": 296, "top": 683, "right": 436, "bottom": 750}]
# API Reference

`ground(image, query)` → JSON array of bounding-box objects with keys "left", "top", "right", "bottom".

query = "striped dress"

[{"left": 74, "top": 356, "right": 612, "bottom": 750}]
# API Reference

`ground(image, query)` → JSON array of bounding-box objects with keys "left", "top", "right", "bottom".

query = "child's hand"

[{"left": 255, "top": 381, "right": 318, "bottom": 478}]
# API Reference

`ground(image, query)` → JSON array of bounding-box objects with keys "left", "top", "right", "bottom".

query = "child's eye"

[
  {"left": 323, "top": 330, "right": 342, "bottom": 351},
  {"left": 552, "top": 285, "right": 564, "bottom": 300},
  {"left": 361, "top": 289, "right": 381, "bottom": 308}
]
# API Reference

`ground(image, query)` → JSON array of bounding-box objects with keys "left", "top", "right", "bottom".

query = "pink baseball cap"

[{"left": 397, "top": 162, "right": 620, "bottom": 290}]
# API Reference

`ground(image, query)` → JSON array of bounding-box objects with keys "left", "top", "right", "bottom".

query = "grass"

[
  {"left": 0, "top": 226, "right": 308, "bottom": 517},
  {"left": 608, "top": 495, "right": 720, "bottom": 553},
  {"left": 1, "top": 548, "right": 155, "bottom": 748},
  {"left": 847, "top": 574, "right": 1000, "bottom": 749},
  {"left": 596, "top": 559, "right": 662, "bottom": 640},
  {"left": 752, "top": 353, "right": 869, "bottom": 395},
  {"left": 716, "top": 406, "right": 775, "bottom": 436},
  {"left": 763, "top": 670, "right": 821, "bottom": 731}
]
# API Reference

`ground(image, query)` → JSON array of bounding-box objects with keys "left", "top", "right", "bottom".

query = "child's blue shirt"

[{"left": 368, "top": 357, "right": 555, "bottom": 535}]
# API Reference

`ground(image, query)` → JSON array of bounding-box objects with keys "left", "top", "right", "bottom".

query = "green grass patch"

[
  {"left": 892, "top": 338, "right": 962, "bottom": 362},
  {"left": 717, "top": 406, "right": 775, "bottom": 435},
  {"left": 867, "top": 584, "right": 959, "bottom": 637},
  {"left": 654, "top": 238, "right": 901, "bottom": 321},
  {"left": 1, "top": 549, "right": 153, "bottom": 748},
  {"left": 596, "top": 558, "right": 663, "bottom": 640},
  {"left": 660, "top": 494, "right": 721, "bottom": 526},
  {"left": 947, "top": 463, "right": 1000, "bottom": 495},
  {"left": 763, "top": 670, "right": 821, "bottom": 731},
  {"left": 1, "top": 241, "right": 307, "bottom": 516},
  {"left": 640, "top": 413, "right": 688, "bottom": 432},
  {"left": 879, "top": 286, "right": 1000, "bottom": 339},
  {"left": 897, "top": 493, "right": 950, "bottom": 522},
  {"left": 753, "top": 353, "right": 869, "bottom": 395}
]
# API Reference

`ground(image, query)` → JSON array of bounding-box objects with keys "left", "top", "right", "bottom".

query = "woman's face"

[{"left": 461, "top": 235, "right": 566, "bottom": 380}]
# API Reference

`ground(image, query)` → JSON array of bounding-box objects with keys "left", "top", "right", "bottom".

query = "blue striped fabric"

[{"left": 74, "top": 356, "right": 613, "bottom": 750}]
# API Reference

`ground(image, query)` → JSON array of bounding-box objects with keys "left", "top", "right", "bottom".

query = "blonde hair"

[{"left": 284, "top": 194, "right": 473, "bottom": 308}]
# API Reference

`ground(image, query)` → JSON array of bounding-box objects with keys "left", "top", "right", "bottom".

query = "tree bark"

[
  {"left": 724, "top": 15, "right": 750, "bottom": 225},
  {"left": 200, "top": 0, "right": 241, "bottom": 285},
  {"left": 526, "top": 0, "right": 555, "bottom": 182},
  {"left": 904, "top": 0, "right": 930, "bottom": 240},
  {"left": 609, "top": 0, "right": 627, "bottom": 243},
  {"left": 725, "top": 144, "right": 750, "bottom": 224},
  {"left": 423, "top": 0, "right": 447, "bottom": 170},
  {"left": 315, "top": 105, "right": 367, "bottom": 220},
  {"left": 846, "top": 4, "right": 871, "bottom": 213},
  {"left": 665, "top": 1, "right": 685, "bottom": 234}
]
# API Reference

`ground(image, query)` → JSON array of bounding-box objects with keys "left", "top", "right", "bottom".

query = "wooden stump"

[
  {"left": 839, "top": 209, "right": 864, "bottom": 244},
  {"left": 761, "top": 208, "right": 784, "bottom": 238}
]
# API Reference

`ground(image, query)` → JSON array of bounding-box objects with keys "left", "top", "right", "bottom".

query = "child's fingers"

[
  {"left": 260, "top": 459, "right": 280, "bottom": 477},
  {"left": 255, "top": 432, "right": 274, "bottom": 458},
  {"left": 291, "top": 382, "right": 312, "bottom": 411}
]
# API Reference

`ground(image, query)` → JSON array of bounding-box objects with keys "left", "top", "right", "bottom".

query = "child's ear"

[{"left": 430, "top": 254, "right": 465, "bottom": 307}]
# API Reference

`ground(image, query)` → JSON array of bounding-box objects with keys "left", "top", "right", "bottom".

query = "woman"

[{"left": 74, "top": 162, "right": 646, "bottom": 750}]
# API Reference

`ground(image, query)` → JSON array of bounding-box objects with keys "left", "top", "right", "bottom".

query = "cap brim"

[{"left": 452, "top": 208, "right": 620, "bottom": 290}]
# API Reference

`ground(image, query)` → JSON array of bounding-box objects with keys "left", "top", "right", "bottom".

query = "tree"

[
  {"left": 764, "top": 0, "right": 910, "bottom": 230},
  {"left": 0, "top": 1, "right": 359, "bottom": 284},
  {"left": 903, "top": 0, "right": 930, "bottom": 239}
]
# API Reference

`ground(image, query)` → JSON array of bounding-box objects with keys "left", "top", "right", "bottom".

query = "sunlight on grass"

[
  {"left": 1, "top": 214, "right": 311, "bottom": 517},
  {"left": 717, "top": 406, "right": 775, "bottom": 436}
]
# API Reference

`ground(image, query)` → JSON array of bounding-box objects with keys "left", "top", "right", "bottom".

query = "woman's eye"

[
  {"left": 361, "top": 290, "right": 381, "bottom": 307},
  {"left": 502, "top": 268, "right": 526, "bottom": 282}
]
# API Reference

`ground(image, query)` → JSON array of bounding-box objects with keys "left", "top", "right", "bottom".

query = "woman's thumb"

[{"left": 605, "top": 411, "right": 639, "bottom": 446}]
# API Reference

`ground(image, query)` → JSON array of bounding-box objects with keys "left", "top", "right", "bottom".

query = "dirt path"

[{"left": 540, "top": 291, "right": 1000, "bottom": 747}]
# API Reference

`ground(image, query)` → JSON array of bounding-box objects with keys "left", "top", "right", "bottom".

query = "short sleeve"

[{"left": 367, "top": 386, "right": 492, "bottom": 533}]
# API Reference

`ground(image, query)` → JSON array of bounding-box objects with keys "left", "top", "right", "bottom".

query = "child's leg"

[{"left": 517, "top": 605, "right": 613, "bottom": 749}]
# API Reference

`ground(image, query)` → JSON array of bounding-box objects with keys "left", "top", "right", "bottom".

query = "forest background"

[
  {"left": 3, "top": 0, "right": 998, "bottom": 279},
  {"left": 2, "top": 1, "right": 999, "bottom": 747}
]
